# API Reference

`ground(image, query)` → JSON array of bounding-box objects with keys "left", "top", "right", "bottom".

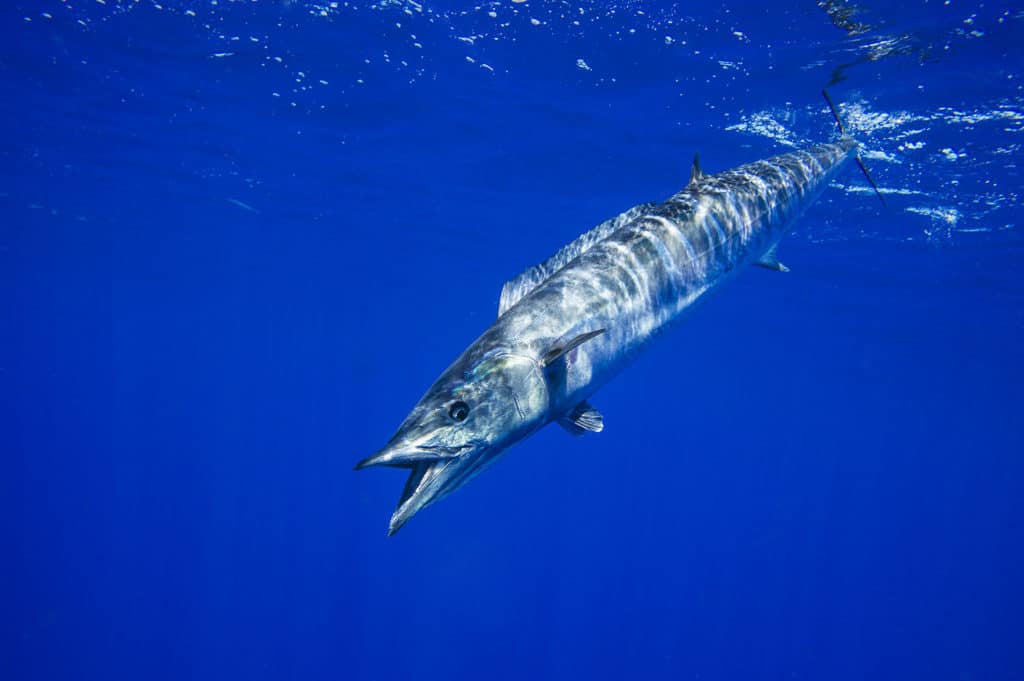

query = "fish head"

[{"left": 355, "top": 344, "right": 549, "bottom": 534}]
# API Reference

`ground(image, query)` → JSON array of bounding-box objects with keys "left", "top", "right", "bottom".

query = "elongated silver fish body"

[{"left": 357, "top": 139, "right": 858, "bottom": 535}]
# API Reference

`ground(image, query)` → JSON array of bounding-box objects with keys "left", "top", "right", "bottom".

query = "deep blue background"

[{"left": 3, "top": 1, "right": 1022, "bottom": 680}]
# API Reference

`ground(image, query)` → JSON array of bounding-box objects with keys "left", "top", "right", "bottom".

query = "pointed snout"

[
  {"left": 355, "top": 440, "right": 468, "bottom": 535},
  {"left": 356, "top": 426, "right": 498, "bottom": 535},
  {"left": 354, "top": 441, "right": 450, "bottom": 470},
  {"left": 353, "top": 447, "right": 392, "bottom": 470},
  {"left": 362, "top": 446, "right": 496, "bottom": 536}
]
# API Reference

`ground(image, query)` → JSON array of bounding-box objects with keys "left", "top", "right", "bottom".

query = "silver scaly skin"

[{"left": 356, "top": 139, "right": 858, "bottom": 535}]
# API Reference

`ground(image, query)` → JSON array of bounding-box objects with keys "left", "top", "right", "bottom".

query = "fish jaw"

[{"left": 386, "top": 446, "right": 503, "bottom": 536}]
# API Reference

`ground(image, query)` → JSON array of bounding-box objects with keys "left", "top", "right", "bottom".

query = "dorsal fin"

[
  {"left": 497, "top": 201, "right": 654, "bottom": 317},
  {"left": 688, "top": 152, "right": 704, "bottom": 186}
]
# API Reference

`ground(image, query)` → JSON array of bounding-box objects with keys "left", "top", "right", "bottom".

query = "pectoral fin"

[
  {"left": 558, "top": 401, "right": 604, "bottom": 435},
  {"left": 755, "top": 244, "right": 790, "bottom": 272},
  {"left": 541, "top": 329, "right": 605, "bottom": 367}
]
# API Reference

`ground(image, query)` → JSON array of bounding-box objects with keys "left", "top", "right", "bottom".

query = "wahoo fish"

[{"left": 356, "top": 93, "right": 878, "bottom": 535}]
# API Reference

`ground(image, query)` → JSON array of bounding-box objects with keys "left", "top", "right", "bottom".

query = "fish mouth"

[
  {"left": 354, "top": 438, "right": 494, "bottom": 535},
  {"left": 386, "top": 448, "right": 492, "bottom": 536}
]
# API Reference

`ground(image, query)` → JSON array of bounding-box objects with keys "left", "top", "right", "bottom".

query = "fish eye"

[{"left": 448, "top": 401, "right": 469, "bottom": 422}]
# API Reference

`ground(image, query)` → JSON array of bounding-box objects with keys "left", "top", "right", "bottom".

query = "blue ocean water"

[{"left": 4, "top": 1, "right": 1023, "bottom": 679}]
